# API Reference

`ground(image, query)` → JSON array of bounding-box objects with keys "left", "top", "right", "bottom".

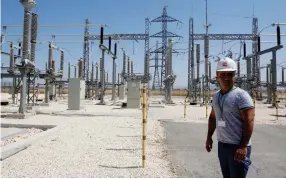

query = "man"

[{"left": 205, "top": 57, "right": 255, "bottom": 178}]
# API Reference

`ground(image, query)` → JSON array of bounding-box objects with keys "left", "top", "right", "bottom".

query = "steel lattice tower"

[
  {"left": 152, "top": 41, "right": 160, "bottom": 89},
  {"left": 83, "top": 18, "right": 91, "bottom": 97},
  {"left": 150, "top": 6, "right": 182, "bottom": 89},
  {"left": 252, "top": 17, "right": 259, "bottom": 90}
]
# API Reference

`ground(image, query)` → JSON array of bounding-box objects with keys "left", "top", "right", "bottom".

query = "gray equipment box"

[
  {"left": 127, "top": 80, "right": 141, "bottom": 108},
  {"left": 119, "top": 85, "right": 126, "bottom": 100},
  {"left": 68, "top": 78, "right": 86, "bottom": 110}
]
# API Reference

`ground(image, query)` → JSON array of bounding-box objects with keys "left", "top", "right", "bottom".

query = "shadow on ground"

[
  {"left": 98, "top": 165, "right": 141, "bottom": 169},
  {"left": 106, "top": 148, "right": 141, "bottom": 151}
]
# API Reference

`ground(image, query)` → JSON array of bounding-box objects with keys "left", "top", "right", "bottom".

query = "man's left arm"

[
  {"left": 234, "top": 91, "right": 255, "bottom": 162},
  {"left": 240, "top": 107, "right": 255, "bottom": 148}
]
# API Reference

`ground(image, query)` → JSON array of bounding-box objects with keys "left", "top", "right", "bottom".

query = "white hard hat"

[{"left": 216, "top": 57, "right": 237, "bottom": 72}]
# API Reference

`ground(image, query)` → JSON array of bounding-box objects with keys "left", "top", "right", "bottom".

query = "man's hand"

[
  {"left": 205, "top": 138, "right": 213, "bottom": 152},
  {"left": 234, "top": 147, "right": 247, "bottom": 162}
]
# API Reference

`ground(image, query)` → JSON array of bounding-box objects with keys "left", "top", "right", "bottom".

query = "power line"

[
  {"left": 209, "top": 12, "right": 253, "bottom": 19},
  {"left": 1, "top": 24, "right": 109, "bottom": 28}
]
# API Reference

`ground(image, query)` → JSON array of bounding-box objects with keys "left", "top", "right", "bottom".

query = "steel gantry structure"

[
  {"left": 188, "top": 17, "right": 259, "bottom": 105},
  {"left": 84, "top": 6, "right": 181, "bottom": 93},
  {"left": 83, "top": 18, "right": 150, "bottom": 97}
]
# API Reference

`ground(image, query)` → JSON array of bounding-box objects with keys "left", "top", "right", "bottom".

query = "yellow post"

[
  {"left": 146, "top": 86, "right": 149, "bottom": 120},
  {"left": 141, "top": 84, "right": 147, "bottom": 168}
]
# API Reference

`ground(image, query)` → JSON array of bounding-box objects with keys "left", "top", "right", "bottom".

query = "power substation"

[{"left": 1, "top": 0, "right": 286, "bottom": 178}]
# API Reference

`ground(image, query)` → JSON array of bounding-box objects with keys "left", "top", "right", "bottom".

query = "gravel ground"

[
  {"left": 1, "top": 128, "right": 43, "bottom": 147},
  {"left": 0, "top": 93, "right": 285, "bottom": 177},
  {"left": 1, "top": 114, "right": 176, "bottom": 178}
]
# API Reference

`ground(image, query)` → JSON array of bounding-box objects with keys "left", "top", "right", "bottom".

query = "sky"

[{"left": 1, "top": 0, "right": 286, "bottom": 88}]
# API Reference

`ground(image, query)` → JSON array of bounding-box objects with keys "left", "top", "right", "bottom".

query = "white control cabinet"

[
  {"left": 126, "top": 80, "right": 141, "bottom": 108},
  {"left": 68, "top": 78, "right": 86, "bottom": 110}
]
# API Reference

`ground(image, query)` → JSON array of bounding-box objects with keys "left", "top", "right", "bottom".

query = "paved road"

[{"left": 161, "top": 121, "right": 286, "bottom": 178}]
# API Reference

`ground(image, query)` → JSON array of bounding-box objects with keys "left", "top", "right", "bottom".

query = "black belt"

[{"left": 219, "top": 142, "right": 239, "bottom": 148}]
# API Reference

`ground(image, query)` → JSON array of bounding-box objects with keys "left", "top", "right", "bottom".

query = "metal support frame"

[
  {"left": 98, "top": 27, "right": 117, "bottom": 104},
  {"left": 245, "top": 45, "right": 283, "bottom": 106},
  {"left": 89, "top": 19, "right": 150, "bottom": 88},
  {"left": 189, "top": 17, "right": 258, "bottom": 105}
]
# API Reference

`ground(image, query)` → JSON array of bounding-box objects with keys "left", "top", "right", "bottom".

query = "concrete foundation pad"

[
  {"left": 37, "top": 103, "right": 50, "bottom": 106},
  {"left": 165, "top": 103, "right": 177, "bottom": 106},
  {"left": 95, "top": 102, "right": 106, "bottom": 105},
  {"left": 1, "top": 124, "right": 63, "bottom": 161},
  {"left": 149, "top": 105, "right": 165, "bottom": 108},
  {"left": 1, "top": 128, "right": 29, "bottom": 141},
  {"left": 4, "top": 112, "right": 36, "bottom": 119},
  {"left": 151, "top": 101, "right": 162, "bottom": 104},
  {"left": 26, "top": 106, "right": 33, "bottom": 110}
]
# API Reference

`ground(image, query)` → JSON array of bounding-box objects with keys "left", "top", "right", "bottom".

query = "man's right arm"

[{"left": 207, "top": 107, "right": 216, "bottom": 139}]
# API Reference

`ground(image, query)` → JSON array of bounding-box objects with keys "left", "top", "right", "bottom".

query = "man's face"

[{"left": 216, "top": 71, "right": 235, "bottom": 88}]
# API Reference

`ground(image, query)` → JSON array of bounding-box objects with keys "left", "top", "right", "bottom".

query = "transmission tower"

[
  {"left": 150, "top": 6, "right": 182, "bottom": 90},
  {"left": 83, "top": 18, "right": 91, "bottom": 98},
  {"left": 152, "top": 41, "right": 161, "bottom": 89}
]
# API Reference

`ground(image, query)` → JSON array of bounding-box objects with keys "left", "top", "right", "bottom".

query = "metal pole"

[
  {"left": 112, "top": 57, "right": 116, "bottom": 100},
  {"left": 91, "top": 61, "right": 94, "bottom": 98},
  {"left": 282, "top": 67, "right": 285, "bottom": 85},
  {"left": 106, "top": 72, "right": 108, "bottom": 85},
  {"left": 100, "top": 50, "right": 105, "bottom": 104},
  {"left": 168, "top": 39, "right": 173, "bottom": 103},
  {"left": 271, "top": 51, "right": 277, "bottom": 109},
  {"left": 196, "top": 44, "right": 200, "bottom": 102},
  {"left": 122, "top": 51, "right": 126, "bottom": 83},
  {"left": 204, "top": 36, "right": 209, "bottom": 105},
  {"left": 190, "top": 18, "right": 195, "bottom": 103},
  {"left": 131, "top": 60, "right": 134, "bottom": 74},
  {"left": 127, "top": 57, "right": 130, "bottom": 75},
  {"left": 266, "top": 64, "right": 271, "bottom": 103},
  {"left": 269, "top": 62, "right": 273, "bottom": 103},
  {"left": 95, "top": 62, "right": 98, "bottom": 98},
  {"left": 117, "top": 73, "right": 120, "bottom": 97},
  {"left": 78, "top": 59, "right": 83, "bottom": 79},
  {"left": 10, "top": 44, "right": 16, "bottom": 104},
  {"left": 246, "top": 57, "right": 252, "bottom": 92},
  {"left": 271, "top": 50, "right": 278, "bottom": 120},
  {"left": 12, "top": 75, "right": 16, "bottom": 104},
  {"left": 68, "top": 62, "right": 71, "bottom": 80},
  {"left": 44, "top": 62, "right": 49, "bottom": 103}
]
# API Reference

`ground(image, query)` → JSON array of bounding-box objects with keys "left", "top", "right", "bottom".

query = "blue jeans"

[{"left": 218, "top": 142, "right": 252, "bottom": 178}]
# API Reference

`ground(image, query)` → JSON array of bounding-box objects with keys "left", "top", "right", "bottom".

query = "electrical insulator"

[
  {"left": 277, "top": 25, "right": 281, "bottom": 45},
  {"left": 108, "top": 36, "right": 111, "bottom": 51},
  {"left": 18, "top": 42, "right": 21, "bottom": 56},
  {"left": 258, "top": 36, "right": 261, "bottom": 52},
  {"left": 100, "top": 27, "right": 104, "bottom": 45},
  {"left": 243, "top": 43, "right": 246, "bottom": 57},
  {"left": 114, "top": 43, "right": 117, "bottom": 56}
]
